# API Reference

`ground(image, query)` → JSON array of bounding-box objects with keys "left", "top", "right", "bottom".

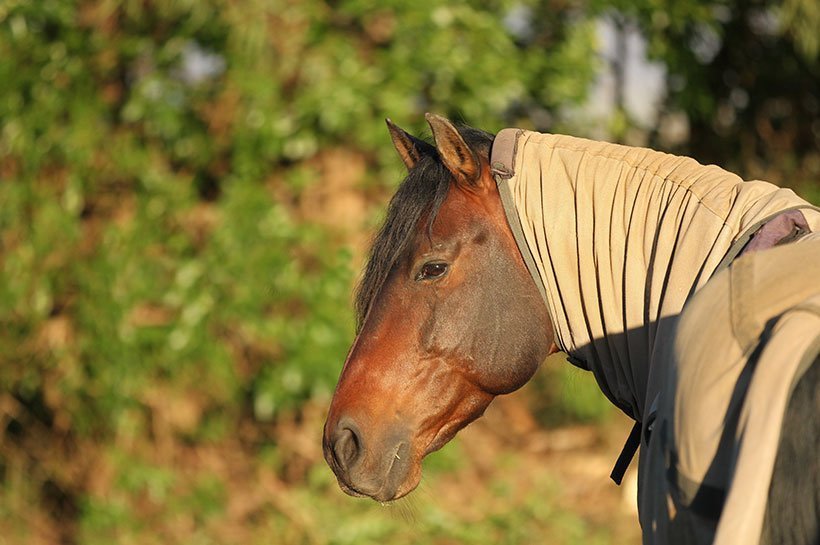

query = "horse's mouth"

[
  {"left": 331, "top": 441, "right": 416, "bottom": 502},
  {"left": 335, "top": 472, "right": 418, "bottom": 503},
  {"left": 335, "top": 479, "right": 369, "bottom": 499}
]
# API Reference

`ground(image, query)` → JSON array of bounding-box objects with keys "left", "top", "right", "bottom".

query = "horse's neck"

[{"left": 501, "top": 130, "right": 811, "bottom": 419}]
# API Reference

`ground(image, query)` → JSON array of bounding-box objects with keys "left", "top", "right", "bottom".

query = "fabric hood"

[{"left": 490, "top": 129, "right": 820, "bottom": 420}]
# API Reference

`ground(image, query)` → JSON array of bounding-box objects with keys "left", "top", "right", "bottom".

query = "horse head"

[{"left": 323, "top": 114, "right": 555, "bottom": 502}]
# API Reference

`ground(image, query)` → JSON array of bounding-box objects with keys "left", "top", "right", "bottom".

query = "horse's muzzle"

[{"left": 323, "top": 416, "right": 414, "bottom": 502}]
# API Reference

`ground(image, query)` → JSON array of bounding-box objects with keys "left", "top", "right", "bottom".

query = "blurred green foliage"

[
  {"left": 0, "top": 1, "right": 603, "bottom": 542},
  {"left": 0, "top": 1, "right": 817, "bottom": 544},
  {"left": 599, "top": 0, "right": 820, "bottom": 184}
]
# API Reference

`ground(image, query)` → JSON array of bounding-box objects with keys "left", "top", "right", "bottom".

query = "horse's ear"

[
  {"left": 386, "top": 118, "right": 436, "bottom": 170},
  {"left": 425, "top": 113, "right": 481, "bottom": 187}
]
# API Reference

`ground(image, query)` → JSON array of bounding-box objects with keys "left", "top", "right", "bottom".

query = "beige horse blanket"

[{"left": 490, "top": 129, "right": 820, "bottom": 544}]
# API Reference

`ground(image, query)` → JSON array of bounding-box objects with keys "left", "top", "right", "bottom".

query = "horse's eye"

[{"left": 416, "top": 262, "right": 448, "bottom": 281}]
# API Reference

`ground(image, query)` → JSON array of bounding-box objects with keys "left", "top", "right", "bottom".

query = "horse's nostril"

[{"left": 332, "top": 423, "right": 362, "bottom": 473}]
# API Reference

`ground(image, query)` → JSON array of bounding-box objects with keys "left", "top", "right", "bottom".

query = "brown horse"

[
  {"left": 322, "top": 114, "right": 819, "bottom": 545},
  {"left": 323, "top": 115, "right": 555, "bottom": 502}
]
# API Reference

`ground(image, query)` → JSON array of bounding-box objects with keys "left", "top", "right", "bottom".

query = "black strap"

[{"left": 610, "top": 421, "right": 642, "bottom": 485}]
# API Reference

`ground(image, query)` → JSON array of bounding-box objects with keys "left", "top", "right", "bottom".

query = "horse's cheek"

[
  {"left": 480, "top": 341, "right": 541, "bottom": 394},
  {"left": 475, "top": 275, "right": 549, "bottom": 394},
  {"left": 414, "top": 263, "right": 545, "bottom": 395}
]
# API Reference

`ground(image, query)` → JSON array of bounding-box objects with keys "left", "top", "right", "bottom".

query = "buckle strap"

[{"left": 610, "top": 420, "right": 642, "bottom": 485}]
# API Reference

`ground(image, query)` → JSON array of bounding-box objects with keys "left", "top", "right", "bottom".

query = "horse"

[{"left": 323, "top": 114, "right": 820, "bottom": 545}]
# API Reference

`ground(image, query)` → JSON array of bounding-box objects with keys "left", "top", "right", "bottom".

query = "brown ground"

[{"left": 453, "top": 389, "right": 642, "bottom": 542}]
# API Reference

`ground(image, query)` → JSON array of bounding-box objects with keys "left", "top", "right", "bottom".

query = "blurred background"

[{"left": 1, "top": 1, "right": 818, "bottom": 544}]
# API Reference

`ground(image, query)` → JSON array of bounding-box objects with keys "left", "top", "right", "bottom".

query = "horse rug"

[{"left": 489, "top": 128, "right": 820, "bottom": 545}]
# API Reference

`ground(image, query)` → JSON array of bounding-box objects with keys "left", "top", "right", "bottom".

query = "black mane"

[{"left": 355, "top": 125, "right": 495, "bottom": 330}]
